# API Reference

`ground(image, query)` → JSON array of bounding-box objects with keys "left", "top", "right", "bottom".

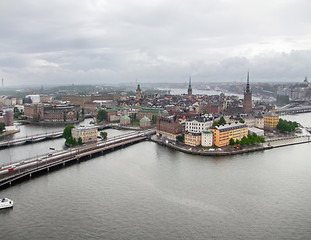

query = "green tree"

[
  {"left": 151, "top": 115, "right": 157, "bottom": 124},
  {"left": 239, "top": 119, "right": 245, "bottom": 123},
  {"left": 81, "top": 108, "right": 85, "bottom": 116},
  {"left": 76, "top": 112, "right": 79, "bottom": 120},
  {"left": 229, "top": 138, "right": 235, "bottom": 145},
  {"left": 212, "top": 121, "right": 218, "bottom": 127},
  {"left": 97, "top": 109, "right": 107, "bottom": 122},
  {"left": 100, "top": 131, "right": 108, "bottom": 140},
  {"left": 78, "top": 137, "right": 82, "bottom": 145},
  {"left": 0, "top": 122, "right": 5, "bottom": 133},
  {"left": 218, "top": 117, "right": 226, "bottom": 125},
  {"left": 62, "top": 125, "right": 74, "bottom": 139},
  {"left": 176, "top": 134, "right": 184, "bottom": 142}
]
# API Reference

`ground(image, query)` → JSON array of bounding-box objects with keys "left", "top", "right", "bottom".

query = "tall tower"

[
  {"left": 188, "top": 77, "right": 192, "bottom": 97},
  {"left": 136, "top": 84, "right": 142, "bottom": 100},
  {"left": 243, "top": 72, "right": 252, "bottom": 113}
]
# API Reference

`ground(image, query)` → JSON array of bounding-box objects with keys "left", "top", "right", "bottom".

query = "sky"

[{"left": 1, "top": 0, "right": 311, "bottom": 86}]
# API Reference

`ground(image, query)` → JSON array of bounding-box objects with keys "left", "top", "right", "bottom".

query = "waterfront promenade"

[{"left": 151, "top": 135, "right": 311, "bottom": 156}]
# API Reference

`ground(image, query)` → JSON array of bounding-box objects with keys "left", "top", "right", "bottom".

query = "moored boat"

[{"left": 0, "top": 198, "right": 14, "bottom": 209}]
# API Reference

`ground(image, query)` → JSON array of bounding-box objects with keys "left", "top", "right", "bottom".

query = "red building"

[{"left": 156, "top": 115, "right": 184, "bottom": 141}]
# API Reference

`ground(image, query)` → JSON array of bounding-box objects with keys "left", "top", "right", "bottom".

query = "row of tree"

[
  {"left": 229, "top": 133, "right": 265, "bottom": 146},
  {"left": 277, "top": 118, "right": 299, "bottom": 133},
  {"left": 0, "top": 122, "right": 5, "bottom": 134}
]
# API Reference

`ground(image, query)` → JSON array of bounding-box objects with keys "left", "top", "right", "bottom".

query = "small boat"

[{"left": 0, "top": 198, "right": 14, "bottom": 209}]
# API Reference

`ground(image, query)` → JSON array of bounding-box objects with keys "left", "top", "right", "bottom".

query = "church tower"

[
  {"left": 136, "top": 84, "right": 142, "bottom": 100},
  {"left": 188, "top": 77, "right": 192, "bottom": 97},
  {"left": 243, "top": 72, "right": 252, "bottom": 113}
]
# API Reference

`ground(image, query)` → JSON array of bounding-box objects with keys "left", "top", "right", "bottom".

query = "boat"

[
  {"left": 0, "top": 198, "right": 14, "bottom": 209},
  {"left": 306, "top": 127, "right": 311, "bottom": 133}
]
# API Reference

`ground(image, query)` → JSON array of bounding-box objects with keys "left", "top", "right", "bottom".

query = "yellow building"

[
  {"left": 209, "top": 122, "right": 248, "bottom": 147},
  {"left": 184, "top": 132, "right": 201, "bottom": 147},
  {"left": 264, "top": 112, "right": 279, "bottom": 131},
  {"left": 71, "top": 126, "right": 98, "bottom": 143}
]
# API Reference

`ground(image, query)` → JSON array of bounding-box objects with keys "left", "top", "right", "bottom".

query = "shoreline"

[{"left": 151, "top": 135, "right": 311, "bottom": 156}]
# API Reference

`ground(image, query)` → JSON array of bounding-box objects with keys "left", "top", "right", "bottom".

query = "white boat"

[{"left": 0, "top": 198, "right": 14, "bottom": 209}]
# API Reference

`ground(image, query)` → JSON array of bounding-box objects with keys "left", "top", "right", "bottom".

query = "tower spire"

[{"left": 246, "top": 71, "right": 250, "bottom": 93}]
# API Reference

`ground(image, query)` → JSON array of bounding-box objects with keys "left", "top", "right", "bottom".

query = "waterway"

[{"left": 0, "top": 114, "right": 311, "bottom": 239}]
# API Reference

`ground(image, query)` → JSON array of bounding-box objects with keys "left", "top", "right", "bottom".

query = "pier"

[{"left": 0, "top": 129, "right": 156, "bottom": 188}]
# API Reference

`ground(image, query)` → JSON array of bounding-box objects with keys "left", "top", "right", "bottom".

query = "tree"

[
  {"left": 0, "top": 122, "right": 5, "bottom": 133},
  {"left": 100, "top": 131, "right": 107, "bottom": 140},
  {"left": 76, "top": 112, "right": 79, "bottom": 120},
  {"left": 218, "top": 117, "right": 226, "bottom": 125},
  {"left": 151, "top": 115, "right": 157, "bottom": 124},
  {"left": 239, "top": 119, "right": 245, "bottom": 123},
  {"left": 176, "top": 134, "right": 184, "bottom": 142},
  {"left": 78, "top": 137, "right": 82, "bottom": 145},
  {"left": 229, "top": 138, "right": 235, "bottom": 145},
  {"left": 212, "top": 121, "right": 218, "bottom": 127},
  {"left": 81, "top": 108, "right": 85, "bottom": 116},
  {"left": 62, "top": 125, "right": 74, "bottom": 139},
  {"left": 97, "top": 109, "right": 107, "bottom": 122}
]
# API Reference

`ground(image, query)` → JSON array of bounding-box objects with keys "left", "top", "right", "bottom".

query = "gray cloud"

[{"left": 0, "top": 0, "right": 311, "bottom": 86}]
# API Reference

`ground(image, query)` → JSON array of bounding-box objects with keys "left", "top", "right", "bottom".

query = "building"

[
  {"left": 209, "top": 122, "right": 248, "bottom": 147},
  {"left": 24, "top": 104, "right": 81, "bottom": 122},
  {"left": 255, "top": 115, "right": 264, "bottom": 129},
  {"left": 201, "top": 130, "right": 213, "bottom": 147},
  {"left": 0, "top": 109, "right": 14, "bottom": 126},
  {"left": 243, "top": 115, "right": 256, "bottom": 128},
  {"left": 120, "top": 115, "right": 131, "bottom": 126},
  {"left": 184, "top": 132, "right": 201, "bottom": 147},
  {"left": 156, "top": 115, "right": 184, "bottom": 141},
  {"left": 25, "top": 95, "right": 40, "bottom": 104},
  {"left": 140, "top": 116, "right": 151, "bottom": 128},
  {"left": 248, "top": 127, "right": 264, "bottom": 137},
  {"left": 264, "top": 112, "right": 279, "bottom": 131},
  {"left": 136, "top": 84, "right": 142, "bottom": 100},
  {"left": 188, "top": 77, "right": 192, "bottom": 97},
  {"left": 137, "top": 107, "right": 163, "bottom": 121},
  {"left": 243, "top": 72, "right": 252, "bottom": 113},
  {"left": 185, "top": 116, "right": 213, "bottom": 133},
  {"left": 71, "top": 126, "right": 98, "bottom": 143}
]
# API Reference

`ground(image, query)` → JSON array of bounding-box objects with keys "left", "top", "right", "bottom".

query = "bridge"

[
  {"left": 0, "top": 131, "right": 64, "bottom": 148},
  {"left": 275, "top": 106, "right": 311, "bottom": 115},
  {"left": 0, "top": 124, "right": 117, "bottom": 148},
  {"left": 0, "top": 129, "right": 156, "bottom": 188}
]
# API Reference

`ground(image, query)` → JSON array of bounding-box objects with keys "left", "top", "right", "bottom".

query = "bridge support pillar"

[
  {"left": 29, "top": 173, "right": 32, "bottom": 178},
  {"left": 63, "top": 162, "right": 65, "bottom": 166},
  {"left": 47, "top": 167, "right": 49, "bottom": 172}
]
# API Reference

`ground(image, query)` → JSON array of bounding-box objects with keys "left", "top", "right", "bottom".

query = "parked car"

[{"left": 8, "top": 165, "right": 16, "bottom": 171}]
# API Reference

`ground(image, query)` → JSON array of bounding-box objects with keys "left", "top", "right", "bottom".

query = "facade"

[
  {"left": 71, "top": 126, "right": 98, "bottom": 143},
  {"left": 185, "top": 117, "right": 213, "bottom": 133},
  {"left": 209, "top": 122, "right": 248, "bottom": 147},
  {"left": 0, "top": 109, "right": 14, "bottom": 126},
  {"left": 140, "top": 116, "right": 151, "bottom": 128},
  {"left": 255, "top": 115, "right": 264, "bottom": 129},
  {"left": 156, "top": 115, "right": 184, "bottom": 141},
  {"left": 201, "top": 130, "right": 213, "bottom": 147},
  {"left": 264, "top": 112, "right": 279, "bottom": 131},
  {"left": 24, "top": 104, "right": 81, "bottom": 122},
  {"left": 184, "top": 132, "right": 201, "bottom": 147},
  {"left": 243, "top": 115, "right": 256, "bottom": 128},
  {"left": 243, "top": 72, "right": 252, "bottom": 113}
]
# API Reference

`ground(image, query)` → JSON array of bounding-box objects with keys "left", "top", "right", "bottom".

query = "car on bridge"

[{"left": 8, "top": 165, "right": 16, "bottom": 171}]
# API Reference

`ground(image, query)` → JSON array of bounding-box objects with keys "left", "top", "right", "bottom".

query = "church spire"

[
  {"left": 188, "top": 76, "right": 192, "bottom": 97},
  {"left": 246, "top": 71, "right": 251, "bottom": 93}
]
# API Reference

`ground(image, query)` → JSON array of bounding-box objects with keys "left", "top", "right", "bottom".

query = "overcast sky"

[{"left": 1, "top": 0, "right": 311, "bottom": 86}]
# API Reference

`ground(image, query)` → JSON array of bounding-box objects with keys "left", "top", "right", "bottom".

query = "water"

[{"left": 0, "top": 115, "right": 311, "bottom": 239}]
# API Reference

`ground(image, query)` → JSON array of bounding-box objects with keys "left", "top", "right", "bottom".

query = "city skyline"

[{"left": 1, "top": 0, "right": 311, "bottom": 86}]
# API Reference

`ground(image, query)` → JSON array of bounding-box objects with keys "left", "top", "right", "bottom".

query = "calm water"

[{"left": 0, "top": 114, "right": 311, "bottom": 240}]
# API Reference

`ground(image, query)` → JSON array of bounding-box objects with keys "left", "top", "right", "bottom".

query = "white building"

[
  {"left": 243, "top": 116, "right": 256, "bottom": 128},
  {"left": 25, "top": 95, "right": 40, "bottom": 104},
  {"left": 248, "top": 127, "right": 264, "bottom": 137},
  {"left": 71, "top": 126, "right": 98, "bottom": 143},
  {"left": 255, "top": 115, "right": 264, "bottom": 129},
  {"left": 185, "top": 117, "right": 213, "bottom": 133},
  {"left": 201, "top": 130, "right": 213, "bottom": 147}
]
